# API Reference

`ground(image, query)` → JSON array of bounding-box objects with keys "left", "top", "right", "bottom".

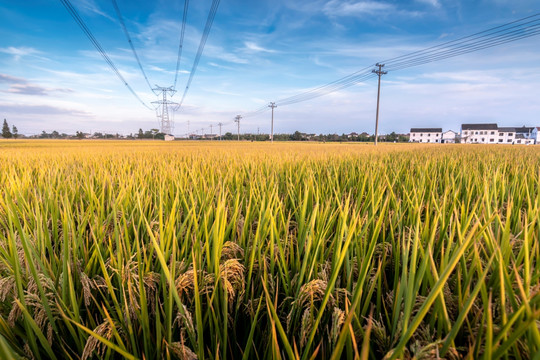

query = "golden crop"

[{"left": 0, "top": 140, "right": 539, "bottom": 359}]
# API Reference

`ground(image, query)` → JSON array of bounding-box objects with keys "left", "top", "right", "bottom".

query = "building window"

[
  {"left": 491, "top": 131, "right": 495, "bottom": 135},
  {"left": 428, "top": 134, "right": 431, "bottom": 137},
  {"left": 499, "top": 139, "right": 503, "bottom": 143},
  {"left": 508, "top": 140, "right": 512, "bottom": 143},
  {"left": 490, "top": 139, "right": 494, "bottom": 142},
  {"left": 509, "top": 133, "right": 513, "bottom": 136},
  {"left": 499, "top": 133, "right": 503, "bottom": 136},
  {"left": 482, "top": 138, "right": 485, "bottom": 142}
]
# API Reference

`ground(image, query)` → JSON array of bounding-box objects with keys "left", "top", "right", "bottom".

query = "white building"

[
  {"left": 441, "top": 130, "right": 458, "bottom": 143},
  {"left": 461, "top": 124, "right": 499, "bottom": 144},
  {"left": 497, "top": 127, "right": 516, "bottom": 144},
  {"left": 409, "top": 128, "right": 442, "bottom": 143}
]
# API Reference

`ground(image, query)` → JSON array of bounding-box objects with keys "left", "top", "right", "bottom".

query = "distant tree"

[
  {"left": 291, "top": 131, "right": 303, "bottom": 141},
  {"left": 76, "top": 131, "right": 85, "bottom": 139},
  {"left": 138, "top": 128, "right": 144, "bottom": 139},
  {"left": 12, "top": 125, "right": 18, "bottom": 139},
  {"left": 223, "top": 132, "right": 234, "bottom": 140},
  {"left": 51, "top": 130, "right": 60, "bottom": 139},
  {"left": 386, "top": 132, "right": 398, "bottom": 142},
  {"left": 2, "top": 119, "right": 12, "bottom": 138},
  {"left": 150, "top": 128, "right": 159, "bottom": 140}
]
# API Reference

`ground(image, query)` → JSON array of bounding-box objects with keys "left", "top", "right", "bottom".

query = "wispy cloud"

[
  {"left": 0, "top": 46, "right": 44, "bottom": 61},
  {"left": 73, "top": 0, "right": 114, "bottom": 21},
  {"left": 0, "top": 103, "right": 91, "bottom": 117},
  {"left": 416, "top": 0, "right": 441, "bottom": 8},
  {"left": 243, "top": 42, "right": 277, "bottom": 53},
  {"left": 323, "top": 0, "right": 423, "bottom": 18},
  {"left": 0, "top": 73, "right": 26, "bottom": 84},
  {"left": 0, "top": 73, "right": 73, "bottom": 96}
]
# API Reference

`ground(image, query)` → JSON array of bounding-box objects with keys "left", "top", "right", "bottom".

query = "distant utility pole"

[
  {"left": 152, "top": 86, "right": 178, "bottom": 134},
  {"left": 268, "top": 102, "right": 277, "bottom": 143},
  {"left": 372, "top": 63, "right": 387, "bottom": 146},
  {"left": 235, "top": 115, "right": 242, "bottom": 141},
  {"left": 218, "top": 122, "right": 223, "bottom": 140},
  {"left": 210, "top": 124, "right": 213, "bottom": 139}
]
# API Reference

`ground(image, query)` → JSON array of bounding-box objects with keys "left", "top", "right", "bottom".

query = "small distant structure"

[
  {"left": 164, "top": 134, "right": 175, "bottom": 141},
  {"left": 441, "top": 130, "right": 458, "bottom": 143},
  {"left": 409, "top": 128, "right": 442, "bottom": 143}
]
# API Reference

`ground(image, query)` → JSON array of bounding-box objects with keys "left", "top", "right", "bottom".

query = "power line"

[
  {"left": 384, "top": 16, "right": 540, "bottom": 71},
  {"left": 265, "top": 13, "right": 540, "bottom": 109},
  {"left": 173, "top": 0, "right": 190, "bottom": 90},
  {"left": 110, "top": 0, "right": 155, "bottom": 93},
  {"left": 178, "top": 0, "right": 221, "bottom": 106},
  {"left": 383, "top": 13, "right": 540, "bottom": 68},
  {"left": 59, "top": 0, "right": 152, "bottom": 110}
]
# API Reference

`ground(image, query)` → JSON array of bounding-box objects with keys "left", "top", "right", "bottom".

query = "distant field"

[{"left": 0, "top": 141, "right": 539, "bottom": 359}]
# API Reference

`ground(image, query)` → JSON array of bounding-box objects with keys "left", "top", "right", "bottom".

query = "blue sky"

[{"left": 0, "top": 0, "right": 539, "bottom": 136}]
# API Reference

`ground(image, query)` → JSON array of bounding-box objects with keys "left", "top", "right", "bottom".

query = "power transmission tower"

[
  {"left": 218, "top": 122, "right": 223, "bottom": 140},
  {"left": 235, "top": 115, "right": 242, "bottom": 141},
  {"left": 268, "top": 102, "right": 277, "bottom": 143},
  {"left": 152, "top": 86, "right": 178, "bottom": 135},
  {"left": 372, "top": 63, "right": 387, "bottom": 146}
]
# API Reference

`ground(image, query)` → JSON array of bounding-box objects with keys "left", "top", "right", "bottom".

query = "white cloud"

[
  {"left": 0, "top": 47, "right": 42, "bottom": 61},
  {"left": 322, "top": 0, "right": 424, "bottom": 18},
  {"left": 244, "top": 42, "right": 276, "bottom": 53},
  {"left": 323, "top": 0, "right": 394, "bottom": 17},
  {"left": 416, "top": 0, "right": 441, "bottom": 8}
]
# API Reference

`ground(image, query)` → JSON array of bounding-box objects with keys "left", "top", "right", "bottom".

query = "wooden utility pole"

[{"left": 372, "top": 63, "right": 387, "bottom": 146}]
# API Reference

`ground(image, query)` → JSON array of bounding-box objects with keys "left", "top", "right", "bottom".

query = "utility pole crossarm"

[{"left": 372, "top": 63, "right": 387, "bottom": 146}]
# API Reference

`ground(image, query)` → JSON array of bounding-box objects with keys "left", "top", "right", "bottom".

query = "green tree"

[
  {"left": 12, "top": 125, "right": 18, "bottom": 139},
  {"left": 76, "top": 131, "right": 85, "bottom": 139},
  {"left": 2, "top": 119, "right": 12, "bottom": 138},
  {"left": 138, "top": 128, "right": 144, "bottom": 139}
]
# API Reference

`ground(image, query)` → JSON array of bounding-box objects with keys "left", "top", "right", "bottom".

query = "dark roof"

[
  {"left": 498, "top": 127, "right": 515, "bottom": 132},
  {"left": 410, "top": 128, "right": 442, "bottom": 133},
  {"left": 461, "top": 123, "right": 498, "bottom": 130},
  {"left": 514, "top": 126, "right": 535, "bottom": 134}
]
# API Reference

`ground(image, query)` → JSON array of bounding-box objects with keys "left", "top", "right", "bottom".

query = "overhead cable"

[
  {"left": 110, "top": 0, "right": 155, "bottom": 93},
  {"left": 59, "top": 0, "right": 152, "bottom": 110},
  {"left": 178, "top": 0, "right": 221, "bottom": 106},
  {"left": 173, "top": 0, "right": 190, "bottom": 90}
]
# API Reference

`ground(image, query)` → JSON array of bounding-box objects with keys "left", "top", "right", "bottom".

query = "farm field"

[{"left": 0, "top": 140, "right": 539, "bottom": 359}]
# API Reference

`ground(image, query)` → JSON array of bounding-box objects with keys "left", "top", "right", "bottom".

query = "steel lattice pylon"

[{"left": 152, "top": 86, "right": 178, "bottom": 135}]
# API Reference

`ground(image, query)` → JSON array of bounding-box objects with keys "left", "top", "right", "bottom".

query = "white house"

[
  {"left": 441, "top": 130, "right": 458, "bottom": 143},
  {"left": 461, "top": 124, "right": 499, "bottom": 144},
  {"left": 409, "top": 128, "right": 442, "bottom": 143},
  {"left": 497, "top": 127, "right": 516, "bottom": 144}
]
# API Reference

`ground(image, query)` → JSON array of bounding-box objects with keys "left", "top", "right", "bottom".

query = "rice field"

[{"left": 0, "top": 140, "right": 539, "bottom": 359}]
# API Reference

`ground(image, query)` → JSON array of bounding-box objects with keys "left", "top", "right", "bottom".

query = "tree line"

[{"left": 1, "top": 119, "right": 18, "bottom": 138}]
